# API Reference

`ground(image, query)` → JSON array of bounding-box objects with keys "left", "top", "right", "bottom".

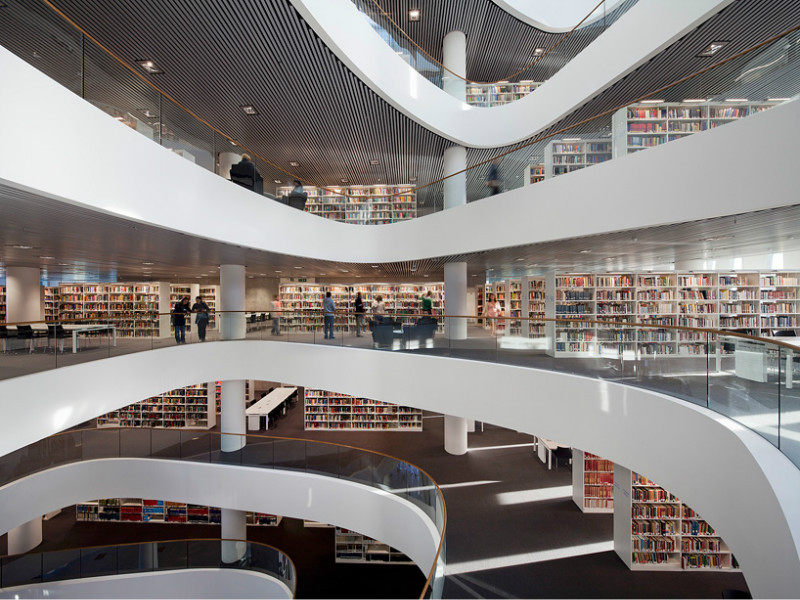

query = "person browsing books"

[
  {"left": 483, "top": 293, "right": 502, "bottom": 336},
  {"left": 172, "top": 296, "right": 192, "bottom": 344},
  {"left": 191, "top": 295, "right": 210, "bottom": 342},
  {"left": 323, "top": 291, "right": 336, "bottom": 340},
  {"left": 271, "top": 297, "right": 283, "bottom": 335},
  {"left": 354, "top": 291, "right": 366, "bottom": 337},
  {"left": 421, "top": 290, "right": 433, "bottom": 315}
]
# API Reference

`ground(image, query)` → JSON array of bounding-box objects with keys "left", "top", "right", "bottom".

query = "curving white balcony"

[
  {"left": 288, "top": 0, "right": 730, "bottom": 147},
  {"left": 2, "top": 45, "right": 799, "bottom": 265},
  {"left": 490, "top": 0, "right": 627, "bottom": 33},
  {"left": 0, "top": 340, "right": 798, "bottom": 597}
]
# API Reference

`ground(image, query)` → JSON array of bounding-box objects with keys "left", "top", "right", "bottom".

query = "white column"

[
  {"left": 8, "top": 517, "right": 42, "bottom": 554},
  {"left": 156, "top": 281, "right": 171, "bottom": 339},
  {"left": 442, "top": 30, "right": 467, "bottom": 212},
  {"left": 218, "top": 152, "right": 242, "bottom": 179},
  {"left": 445, "top": 262, "right": 467, "bottom": 340},
  {"left": 443, "top": 146, "right": 467, "bottom": 211},
  {"left": 6, "top": 267, "right": 41, "bottom": 322},
  {"left": 444, "top": 415, "right": 468, "bottom": 455},
  {"left": 221, "top": 508, "right": 247, "bottom": 563},
  {"left": 220, "top": 265, "right": 246, "bottom": 452}
]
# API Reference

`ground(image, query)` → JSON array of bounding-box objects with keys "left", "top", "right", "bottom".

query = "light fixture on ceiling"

[
  {"left": 562, "top": 137, "right": 581, "bottom": 142},
  {"left": 240, "top": 105, "right": 258, "bottom": 115},
  {"left": 274, "top": 179, "right": 282, "bottom": 184},
  {"left": 247, "top": 275, "right": 254, "bottom": 278},
  {"left": 580, "top": 249, "right": 592, "bottom": 254},
  {"left": 369, "top": 160, "right": 380, "bottom": 165},
  {"left": 293, "top": 266, "right": 303, "bottom": 269},
  {"left": 371, "top": 265, "right": 379, "bottom": 268},
  {"left": 275, "top": 270, "right": 282, "bottom": 273},
  {"left": 768, "top": 97, "right": 791, "bottom": 102},
  {"left": 340, "top": 269, "right": 349, "bottom": 273},
  {"left": 341, "top": 179, "right": 348, "bottom": 183},
  {"left": 409, "top": 8, "right": 420, "bottom": 21},
  {"left": 136, "top": 59, "right": 164, "bottom": 74},
  {"left": 683, "top": 98, "right": 707, "bottom": 103},
  {"left": 142, "top": 261, "right": 154, "bottom": 265},
  {"left": 289, "top": 161, "right": 300, "bottom": 167},
  {"left": 39, "top": 255, "right": 55, "bottom": 260},
  {"left": 533, "top": 48, "right": 545, "bottom": 56},
  {"left": 10, "top": 244, "right": 32, "bottom": 250},
  {"left": 641, "top": 99, "right": 665, "bottom": 104},
  {"left": 409, "top": 177, "right": 417, "bottom": 182},
  {"left": 697, "top": 41, "right": 728, "bottom": 57},
  {"left": 725, "top": 98, "right": 748, "bottom": 102}
]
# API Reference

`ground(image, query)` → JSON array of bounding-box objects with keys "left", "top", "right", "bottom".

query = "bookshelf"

[
  {"left": 614, "top": 465, "right": 737, "bottom": 571},
  {"left": 199, "top": 284, "right": 219, "bottom": 328},
  {"left": 572, "top": 449, "right": 614, "bottom": 513},
  {"left": 465, "top": 81, "right": 541, "bottom": 107},
  {"left": 544, "top": 139, "right": 612, "bottom": 178},
  {"left": 76, "top": 499, "right": 280, "bottom": 526},
  {"left": 97, "top": 383, "right": 216, "bottom": 429},
  {"left": 44, "top": 286, "right": 59, "bottom": 320},
  {"left": 0, "top": 286, "right": 5, "bottom": 322},
  {"left": 526, "top": 277, "right": 546, "bottom": 337},
  {"left": 335, "top": 527, "right": 412, "bottom": 564},
  {"left": 546, "top": 272, "right": 597, "bottom": 356},
  {"left": 525, "top": 164, "right": 545, "bottom": 185},
  {"left": 277, "top": 185, "right": 416, "bottom": 225},
  {"left": 304, "top": 389, "right": 423, "bottom": 431},
  {"left": 612, "top": 101, "right": 781, "bottom": 158}
]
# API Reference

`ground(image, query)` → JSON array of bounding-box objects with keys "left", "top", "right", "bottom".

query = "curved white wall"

[
  {"left": 491, "top": 0, "right": 626, "bottom": 32},
  {"left": 0, "top": 341, "right": 797, "bottom": 597},
  {"left": 0, "top": 569, "right": 292, "bottom": 599},
  {"left": 288, "top": 0, "right": 729, "bottom": 147},
  {"left": 0, "top": 458, "right": 440, "bottom": 578},
  {"left": 2, "top": 45, "right": 799, "bottom": 266}
]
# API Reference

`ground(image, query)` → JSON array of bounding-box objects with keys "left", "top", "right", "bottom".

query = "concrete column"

[
  {"left": 445, "top": 262, "right": 467, "bottom": 340},
  {"left": 444, "top": 415, "right": 468, "bottom": 455},
  {"left": 8, "top": 517, "right": 42, "bottom": 554},
  {"left": 220, "top": 265, "right": 246, "bottom": 452},
  {"left": 6, "top": 267, "right": 41, "bottom": 323},
  {"left": 442, "top": 30, "right": 467, "bottom": 212},
  {"left": 221, "top": 508, "right": 247, "bottom": 563},
  {"left": 443, "top": 146, "right": 467, "bottom": 211},
  {"left": 156, "top": 281, "right": 171, "bottom": 339}
]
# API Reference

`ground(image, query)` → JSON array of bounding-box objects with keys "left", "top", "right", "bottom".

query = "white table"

[
  {"left": 533, "top": 436, "right": 569, "bottom": 470},
  {"left": 7, "top": 323, "right": 116, "bottom": 353},
  {"left": 760, "top": 336, "right": 800, "bottom": 388},
  {"left": 246, "top": 387, "right": 297, "bottom": 430}
]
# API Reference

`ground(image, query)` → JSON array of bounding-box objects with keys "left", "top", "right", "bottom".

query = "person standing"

[
  {"left": 486, "top": 159, "right": 501, "bottom": 196},
  {"left": 483, "top": 293, "right": 502, "bottom": 336},
  {"left": 323, "top": 291, "right": 336, "bottom": 340},
  {"left": 354, "top": 291, "right": 366, "bottom": 337},
  {"left": 372, "top": 295, "right": 386, "bottom": 319},
  {"left": 191, "top": 295, "right": 210, "bottom": 342},
  {"left": 421, "top": 290, "right": 433, "bottom": 315},
  {"left": 271, "top": 297, "right": 283, "bottom": 335},
  {"left": 172, "top": 296, "right": 192, "bottom": 344}
]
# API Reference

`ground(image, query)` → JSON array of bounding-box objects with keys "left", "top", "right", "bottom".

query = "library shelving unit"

[
  {"left": 508, "top": 280, "right": 523, "bottom": 334},
  {"left": 636, "top": 273, "right": 678, "bottom": 357},
  {"left": 76, "top": 499, "right": 280, "bottom": 526},
  {"left": 544, "top": 139, "right": 612, "bottom": 178},
  {"left": 335, "top": 527, "right": 412, "bottom": 564},
  {"left": 614, "top": 465, "right": 737, "bottom": 571},
  {"left": 595, "top": 274, "right": 637, "bottom": 357},
  {"left": 44, "top": 286, "right": 59, "bottom": 320},
  {"left": 465, "top": 81, "right": 541, "bottom": 107},
  {"left": 304, "top": 389, "right": 423, "bottom": 431},
  {"left": 759, "top": 272, "right": 800, "bottom": 333},
  {"left": 0, "top": 286, "right": 5, "bottom": 322},
  {"left": 199, "top": 285, "right": 219, "bottom": 328},
  {"left": 524, "top": 164, "right": 545, "bottom": 185},
  {"left": 277, "top": 185, "right": 416, "bottom": 225},
  {"left": 572, "top": 450, "right": 614, "bottom": 513},
  {"left": 612, "top": 100, "right": 781, "bottom": 158},
  {"left": 526, "top": 277, "right": 546, "bottom": 337},
  {"left": 545, "top": 272, "right": 596, "bottom": 356},
  {"left": 97, "top": 383, "right": 216, "bottom": 429}
]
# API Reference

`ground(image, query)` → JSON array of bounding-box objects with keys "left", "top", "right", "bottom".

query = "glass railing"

[
  {"left": 0, "top": 538, "right": 296, "bottom": 595},
  {"left": 3, "top": 0, "right": 799, "bottom": 217},
  {"left": 0, "top": 428, "right": 446, "bottom": 599},
  {"left": 2, "top": 310, "right": 800, "bottom": 472},
  {"left": 350, "top": 0, "right": 639, "bottom": 95}
]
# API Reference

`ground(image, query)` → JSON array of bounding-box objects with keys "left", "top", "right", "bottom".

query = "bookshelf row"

[
  {"left": 572, "top": 449, "right": 614, "bottom": 513},
  {"left": 0, "top": 286, "right": 5, "bottom": 323},
  {"left": 305, "top": 389, "right": 423, "bottom": 431},
  {"left": 478, "top": 277, "right": 548, "bottom": 337},
  {"left": 279, "top": 281, "right": 444, "bottom": 332},
  {"left": 97, "top": 383, "right": 216, "bottom": 430},
  {"left": 544, "top": 139, "right": 612, "bottom": 178},
  {"left": 76, "top": 498, "right": 280, "bottom": 526},
  {"left": 614, "top": 465, "right": 738, "bottom": 571},
  {"left": 545, "top": 271, "right": 800, "bottom": 357},
  {"left": 335, "top": 527, "right": 412, "bottom": 564},
  {"left": 465, "top": 81, "right": 542, "bottom": 108},
  {"left": 276, "top": 185, "right": 416, "bottom": 225}
]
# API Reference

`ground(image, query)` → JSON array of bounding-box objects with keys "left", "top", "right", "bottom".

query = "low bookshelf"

[
  {"left": 76, "top": 499, "right": 280, "bottom": 526},
  {"left": 276, "top": 184, "right": 416, "bottom": 225},
  {"left": 335, "top": 527, "right": 413, "bottom": 564},
  {"left": 97, "top": 383, "right": 216, "bottom": 430},
  {"left": 572, "top": 449, "right": 614, "bottom": 513},
  {"left": 304, "top": 389, "right": 422, "bottom": 431},
  {"left": 544, "top": 139, "right": 612, "bottom": 178}
]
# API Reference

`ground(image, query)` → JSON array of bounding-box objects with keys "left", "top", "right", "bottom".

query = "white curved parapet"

[
  {"left": 0, "top": 569, "right": 293, "bottom": 599},
  {"left": 491, "top": 0, "right": 626, "bottom": 33},
  {"left": 288, "top": 0, "right": 730, "bottom": 147},
  {"left": 0, "top": 458, "right": 441, "bottom": 581},
  {"left": 0, "top": 341, "right": 798, "bottom": 597},
  {"left": 2, "top": 44, "right": 799, "bottom": 265}
]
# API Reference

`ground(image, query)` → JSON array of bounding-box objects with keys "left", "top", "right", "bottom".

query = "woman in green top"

[{"left": 421, "top": 291, "right": 433, "bottom": 315}]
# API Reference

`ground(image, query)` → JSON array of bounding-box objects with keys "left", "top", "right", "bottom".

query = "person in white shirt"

[{"left": 372, "top": 295, "right": 386, "bottom": 320}]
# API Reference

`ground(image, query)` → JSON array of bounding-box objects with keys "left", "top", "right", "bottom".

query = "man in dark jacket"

[
  {"left": 172, "top": 296, "right": 192, "bottom": 344},
  {"left": 229, "top": 153, "right": 263, "bottom": 194}
]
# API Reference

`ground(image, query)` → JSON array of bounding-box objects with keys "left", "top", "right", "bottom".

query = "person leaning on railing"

[
  {"left": 354, "top": 291, "right": 366, "bottom": 337},
  {"left": 483, "top": 293, "right": 501, "bottom": 336},
  {"left": 172, "top": 296, "right": 192, "bottom": 344},
  {"left": 323, "top": 291, "right": 336, "bottom": 340},
  {"left": 191, "top": 295, "right": 210, "bottom": 342}
]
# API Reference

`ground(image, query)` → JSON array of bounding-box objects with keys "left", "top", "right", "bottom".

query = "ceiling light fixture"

[
  {"left": 697, "top": 41, "right": 728, "bottom": 57},
  {"left": 683, "top": 98, "right": 707, "bottom": 103},
  {"left": 142, "top": 262, "right": 154, "bottom": 265},
  {"left": 289, "top": 161, "right": 300, "bottom": 167},
  {"left": 409, "top": 8, "right": 420, "bottom": 21},
  {"left": 768, "top": 97, "right": 791, "bottom": 102},
  {"left": 293, "top": 266, "right": 303, "bottom": 269},
  {"left": 142, "top": 109, "right": 156, "bottom": 118},
  {"left": 135, "top": 59, "right": 164, "bottom": 74},
  {"left": 725, "top": 98, "right": 748, "bottom": 102},
  {"left": 274, "top": 179, "right": 282, "bottom": 184},
  {"left": 562, "top": 137, "right": 581, "bottom": 142},
  {"left": 341, "top": 179, "right": 348, "bottom": 183},
  {"left": 533, "top": 48, "right": 545, "bottom": 56},
  {"left": 10, "top": 244, "right": 32, "bottom": 250},
  {"left": 369, "top": 160, "right": 380, "bottom": 165},
  {"left": 641, "top": 99, "right": 665, "bottom": 104},
  {"left": 240, "top": 105, "right": 258, "bottom": 115},
  {"left": 409, "top": 177, "right": 417, "bottom": 182},
  {"left": 275, "top": 270, "right": 282, "bottom": 273}
]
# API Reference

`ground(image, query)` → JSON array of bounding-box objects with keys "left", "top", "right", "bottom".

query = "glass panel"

[
  {"left": 117, "top": 543, "right": 156, "bottom": 574},
  {"left": 2, "top": 553, "right": 42, "bottom": 587},
  {"left": 187, "top": 540, "right": 220, "bottom": 569},
  {"left": 42, "top": 548, "right": 81, "bottom": 582},
  {"left": 305, "top": 442, "right": 340, "bottom": 478},
  {"left": 181, "top": 431, "right": 212, "bottom": 462},
  {"left": 80, "top": 546, "right": 117, "bottom": 579},
  {"left": 339, "top": 448, "right": 374, "bottom": 487},
  {"left": 161, "top": 100, "right": 215, "bottom": 172},
  {"left": 782, "top": 351, "right": 800, "bottom": 466},
  {"left": 241, "top": 438, "right": 274, "bottom": 468},
  {"left": 373, "top": 455, "right": 405, "bottom": 492},
  {"left": 150, "top": 429, "right": 181, "bottom": 458},
  {"left": 155, "top": 540, "right": 188, "bottom": 571},
  {"left": 273, "top": 439, "right": 306, "bottom": 471},
  {"left": 81, "top": 429, "right": 120, "bottom": 460},
  {"left": 120, "top": 428, "right": 152, "bottom": 458}
]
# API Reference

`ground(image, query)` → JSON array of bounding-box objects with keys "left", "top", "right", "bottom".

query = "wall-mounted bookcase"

[
  {"left": 465, "top": 81, "right": 541, "bottom": 107},
  {"left": 304, "top": 389, "right": 422, "bottom": 431},
  {"left": 544, "top": 139, "right": 612, "bottom": 178},
  {"left": 277, "top": 185, "right": 416, "bottom": 225},
  {"left": 76, "top": 499, "right": 280, "bottom": 526},
  {"left": 97, "top": 383, "right": 216, "bottom": 430},
  {"left": 572, "top": 449, "right": 614, "bottom": 513},
  {"left": 612, "top": 101, "right": 781, "bottom": 158},
  {"left": 335, "top": 527, "right": 412, "bottom": 564},
  {"left": 524, "top": 164, "right": 545, "bottom": 185},
  {"left": 614, "top": 465, "right": 738, "bottom": 571}
]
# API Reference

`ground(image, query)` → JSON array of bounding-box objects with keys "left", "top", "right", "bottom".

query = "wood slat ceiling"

[{"left": 1, "top": 0, "right": 799, "bottom": 210}]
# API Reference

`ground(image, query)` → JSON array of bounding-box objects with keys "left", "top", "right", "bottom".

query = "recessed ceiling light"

[
  {"left": 10, "top": 244, "right": 32, "bottom": 249},
  {"left": 275, "top": 270, "right": 282, "bottom": 273},
  {"left": 142, "top": 262, "right": 154, "bottom": 265},
  {"left": 409, "top": 8, "right": 420, "bottom": 21},
  {"left": 371, "top": 265, "right": 379, "bottom": 268},
  {"left": 409, "top": 177, "right": 417, "bottom": 182},
  {"left": 725, "top": 98, "right": 748, "bottom": 102},
  {"left": 641, "top": 99, "right": 665, "bottom": 104},
  {"left": 294, "top": 266, "right": 303, "bottom": 269},
  {"left": 369, "top": 160, "right": 380, "bottom": 165},
  {"left": 136, "top": 59, "right": 164, "bottom": 74},
  {"left": 562, "top": 137, "right": 581, "bottom": 141},
  {"left": 580, "top": 250, "right": 592, "bottom": 254},
  {"left": 768, "top": 97, "right": 791, "bottom": 102},
  {"left": 697, "top": 41, "right": 728, "bottom": 57},
  {"left": 533, "top": 48, "right": 545, "bottom": 56},
  {"left": 39, "top": 255, "right": 54, "bottom": 260},
  {"left": 289, "top": 161, "right": 300, "bottom": 167},
  {"left": 340, "top": 269, "right": 349, "bottom": 273},
  {"left": 683, "top": 98, "right": 707, "bottom": 103},
  {"left": 58, "top": 263, "right": 68, "bottom": 266},
  {"left": 274, "top": 179, "right": 282, "bottom": 184},
  {"left": 341, "top": 179, "right": 348, "bottom": 183},
  {"left": 240, "top": 105, "right": 258, "bottom": 115},
  {"left": 142, "top": 109, "right": 156, "bottom": 118},
  {"left": 247, "top": 275, "right": 254, "bottom": 278}
]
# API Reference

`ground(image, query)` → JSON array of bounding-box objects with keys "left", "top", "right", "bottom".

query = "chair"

[
  {"left": 286, "top": 192, "right": 307, "bottom": 211},
  {"left": 48, "top": 324, "right": 73, "bottom": 353},
  {"left": 371, "top": 319, "right": 398, "bottom": 348},
  {"left": 0, "top": 325, "right": 13, "bottom": 352},
  {"left": 15, "top": 325, "right": 42, "bottom": 353}
]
